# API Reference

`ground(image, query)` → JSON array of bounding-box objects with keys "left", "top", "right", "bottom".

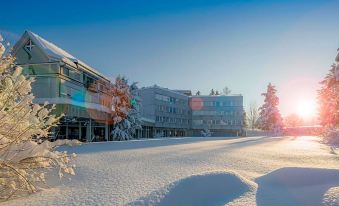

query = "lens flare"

[{"left": 296, "top": 100, "right": 317, "bottom": 119}]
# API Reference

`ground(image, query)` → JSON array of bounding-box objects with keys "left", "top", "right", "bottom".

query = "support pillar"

[
  {"left": 105, "top": 121, "right": 109, "bottom": 141},
  {"left": 78, "top": 122, "right": 81, "bottom": 140}
]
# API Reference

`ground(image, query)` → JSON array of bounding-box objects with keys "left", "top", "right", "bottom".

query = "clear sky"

[{"left": 1, "top": 0, "right": 339, "bottom": 118}]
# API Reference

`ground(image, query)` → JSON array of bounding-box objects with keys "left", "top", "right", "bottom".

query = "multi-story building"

[
  {"left": 139, "top": 86, "right": 192, "bottom": 137},
  {"left": 12, "top": 31, "right": 112, "bottom": 142},
  {"left": 190, "top": 95, "right": 244, "bottom": 136},
  {"left": 139, "top": 86, "right": 244, "bottom": 137},
  {"left": 11, "top": 31, "right": 245, "bottom": 140}
]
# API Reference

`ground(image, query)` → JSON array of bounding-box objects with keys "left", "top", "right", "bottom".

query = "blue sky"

[{"left": 1, "top": 0, "right": 339, "bottom": 117}]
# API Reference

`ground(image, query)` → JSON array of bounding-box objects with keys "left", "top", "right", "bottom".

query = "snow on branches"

[
  {"left": 318, "top": 64, "right": 338, "bottom": 128},
  {"left": 111, "top": 76, "right": 131, "bottom": 125},
  {"left": 0, "top": 37, "right": 77, "bottom": 201},
  {"left": 201, "top": 128, "right": 212, "bottom": 137},
  {"left": 257, "top": 83, "right": 283, "bottom": 135},
  {"left": 111, "top": 77, "right": 142, "bottom": 141}
]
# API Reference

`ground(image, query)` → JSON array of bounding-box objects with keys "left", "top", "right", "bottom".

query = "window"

[
  {"left": 62, "top": 67, "right": 70, "bottom": 76},
  {"left": 24, "top": 39, "right": 35, "bottom": 52},
  {"left": 170, "top": 97, "right": 176, "bottom": 104},
  {"left": 155, "top": 94, "right": 170, "bottom": 102},
  {"left": 97, "top": 83, "right": 104, "bottom": 92},
  {"left": 83, "top": 73, "right": 97, "bottom": 91},
  {"left": 70, "top": 69, "right": 81, "bottom": 81}
]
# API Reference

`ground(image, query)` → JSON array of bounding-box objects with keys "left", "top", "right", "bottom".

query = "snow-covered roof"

[
  {"left": 24, "top": 31, "right": 109, "bottom": 81},
  {"left": 191, "top": 94, "right": 243, "bottom": 97},
  {"left": 141, "top": 85, "right": 191, "bottom": 97}
]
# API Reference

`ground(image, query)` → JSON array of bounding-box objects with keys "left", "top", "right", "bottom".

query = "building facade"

[
  {"left": 190, "top": 95, "right": 244, "bottom": 136},
  {"left": 12, "top": 31, "right": 112, "bottom": 142},
  {"left": 139, "top": 86, "right": 245, "bottom": 137},
  {"left": 139, "top": 86, "right": 192, "bottom": 138}
]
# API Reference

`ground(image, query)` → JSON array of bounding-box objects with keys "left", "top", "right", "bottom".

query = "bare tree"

[
  {"left": 223, "top": 87, "right": 231, "bottom": 95},
  {"left": 247, "top": 102, "right": 259, "bottom": 130},
  {"left": 284, "top": 113, "right": 303, "bottom": 128}
]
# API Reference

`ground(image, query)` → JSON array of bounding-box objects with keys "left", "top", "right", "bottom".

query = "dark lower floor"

[
  {"left": 52, "top": 117, "right": 109, "bottom": 142},
  {"left": 51, "top": 118, "right": 244, "bottom": 142},
  {"left": 192, "top": 128, "right": 244, "bottom": 137}
]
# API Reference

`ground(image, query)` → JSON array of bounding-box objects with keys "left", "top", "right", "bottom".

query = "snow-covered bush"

[
  {"left": 155, "top": 132, "right": 165, "bottom": 138},
  {"left": 0, "top": 37, "right": 76, "bottom": 201},
  {"left": 201, "top": 128, "right": 212, "bottom": 137},
  {"left": 111, "top": 119, "right": 132, "bottom": 141},
  {"left": 323, "top": 128, "right": 339, "bottom": 146}
]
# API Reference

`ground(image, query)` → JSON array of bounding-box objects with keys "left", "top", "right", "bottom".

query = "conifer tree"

[
  {"left": 111, "top": 78, "right": 142, "bottom": 140},
  {"left": 257, "top": 83, "right": 283, "bottom": 134},
  {"left": 318, "top": 64, "right": 338, "bottom": 128}
]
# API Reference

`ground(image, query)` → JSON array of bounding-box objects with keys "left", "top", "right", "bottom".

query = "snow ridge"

[{"left": 128, "top": 171, "right": 255, "bottom": 206}]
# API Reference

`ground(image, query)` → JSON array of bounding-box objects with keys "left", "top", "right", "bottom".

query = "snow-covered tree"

[
  {"left": 128, "top": 82, "right": 142, "bottom": 138},
  {"left": 247, "top": 102, "right": 259, "bottom": 130},
  {"left": 111, "top": 76, "right": 131, "bottom": 125},
  {"left": 257, "top": 83, "right": 283, "bottom": 134},
  {"left": 195, "top": 91, "right": 201, "bottom": 96},
  {"left": 210, "top": 89, "right": 215, "bottom": 96},
  {"left": 111, "top": 77, "right": 142, "bottom": 141},
  {"left": 242, "top": 110, "right": 248, "bottom": 128},
  {"left": 201, "top": 128, "right": 212, "bottom": 137},
  {"left": 0, "top": 37, "right": 76, "bottom": 200},
  {"left": 318, "top": 64, "right": 338, "bottom": 128}
]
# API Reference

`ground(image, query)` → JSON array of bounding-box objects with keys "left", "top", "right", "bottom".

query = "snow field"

[{"left": 5, "top": 136, "right": 339, "bottom": 206}]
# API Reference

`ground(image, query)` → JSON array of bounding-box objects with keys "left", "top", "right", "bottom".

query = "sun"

[{"left": 296, "top": 100, "right": 317, "bottom": 119}]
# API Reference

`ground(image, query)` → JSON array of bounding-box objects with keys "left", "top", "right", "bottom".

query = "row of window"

[
  {"left": 192, "top": 110, "right": 243, "bottom": 116},
  {"left": 62, "top": 68, "right": 107, "bottom": 93},
  {"left": 157, "top": 105, "right": 190, "bottom": 115},
  {"left": 156, "top": 116, "right": 190, "bottom": 124},
  {"left": 60, "top": 84, "right": 111, "bottom": 108},
  {"left": 23, "top": 64, "right": 109, "bottom": 94},
  {"left": 190, "top": 100, "right": 242, "bottom": 107},
  {"left": 155, "top": 94, "right": 186, "bottom": 104},
  {"left": 192, "top": 119, "right": 243, "bottom": 126},
  {"left": 62, "top": 66, "right": 81, "bottom": 82}
]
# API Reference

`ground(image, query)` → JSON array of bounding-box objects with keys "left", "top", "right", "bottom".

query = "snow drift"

[
  {"left": 128, "top": 171, "right": 255, "bottom": 206},
  {"left": 256, "top": 167, "right": 339, "bottom": 206}
]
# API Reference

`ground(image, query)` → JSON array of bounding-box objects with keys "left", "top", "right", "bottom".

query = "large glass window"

[{"left": 22, "top": 63, "right": 60, "bottom": 75}]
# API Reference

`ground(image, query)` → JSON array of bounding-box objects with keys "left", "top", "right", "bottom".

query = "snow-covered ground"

[{"left": 5, "top": 136, "right": 339, "bottom": 206}]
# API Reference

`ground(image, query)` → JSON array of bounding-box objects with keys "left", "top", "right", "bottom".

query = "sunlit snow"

[{"left": 6, "top": 136, "right": 339, "bottom": 206}]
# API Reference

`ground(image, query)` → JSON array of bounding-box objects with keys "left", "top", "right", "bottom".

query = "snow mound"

[
  {"left": 256, "top": 167, "right": 339, "bottom": 206},
  {"left": 128, "top": 171, "right": 255, "bottom": 206}
]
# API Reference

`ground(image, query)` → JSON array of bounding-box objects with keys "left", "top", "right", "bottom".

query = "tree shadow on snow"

[
  {"left": 256, "top": 167, "right": 339, "bottom": 206},
  {"left": 127, "top": 171, "right": 254, "bottom": 206}
]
